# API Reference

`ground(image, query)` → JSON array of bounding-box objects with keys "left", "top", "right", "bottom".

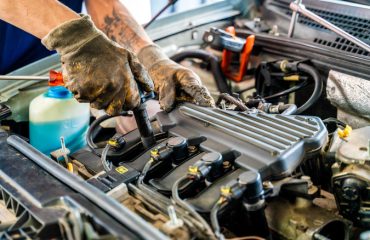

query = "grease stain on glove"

[
  {"left": 138, "top": 44, "right": 215, "bottom": 112},
  {"left": 42, "top": 15, "right": 153, "bottom": 116}
]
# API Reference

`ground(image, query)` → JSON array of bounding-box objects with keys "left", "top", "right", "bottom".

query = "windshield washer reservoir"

[{"left": 29, "top": 86, "right": 90, "bottom": 155}]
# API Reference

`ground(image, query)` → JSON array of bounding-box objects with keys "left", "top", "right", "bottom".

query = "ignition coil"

[
  {"left": 238, "top": 171, "right": 271, "bottom": 239},
  {"left": 210, "top": 179, "right": 245, "bottom": 240},
  {"left": 149, "top": 136, "right": 189, "bottom": 165},
  {"left": 211, "top": 171, "right": 271, "bottom": 240},
  {"left": 172, "top": 153, "right": 222, "bottom": 239},
  {"left": 167, "top": 136, "right": 188, "bottom": 164},
  {"left": 187, "top": 152, "right": 223, "bottom": 182}
]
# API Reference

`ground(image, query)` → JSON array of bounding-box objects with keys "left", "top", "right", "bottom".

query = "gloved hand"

[
  {"left": 138, "top": 44, "right": 215, "bottom": 112},
  {"left": 42, "top": 15, "right": 153, "bottom": 116}
]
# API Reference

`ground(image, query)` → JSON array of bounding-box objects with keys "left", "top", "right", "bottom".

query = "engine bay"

[{"left": 0, "top": 0, "right": 369, "bottom": 239}]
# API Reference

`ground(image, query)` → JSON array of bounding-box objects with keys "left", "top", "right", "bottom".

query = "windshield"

[
  {"left": 342, "top": 0, "right": 370, "bottom": 5},
  {"left": 121, "top": 0, "right": 225, "bottom": 24}
]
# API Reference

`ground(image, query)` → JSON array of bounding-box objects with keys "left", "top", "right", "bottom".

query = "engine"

[
  {"left": 0, "top": 0, "right": 370, "bottom": 239},
  {"left": 1, "top": 102, "right": 366, "bottom": 239}
]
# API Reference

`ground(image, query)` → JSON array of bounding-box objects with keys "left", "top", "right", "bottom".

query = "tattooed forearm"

[
  {"left": 101, "top": 7, "right": 148, "bottom": 52},
  {"left": 86, "top": 0, "right": 152, "bottom": 53}
]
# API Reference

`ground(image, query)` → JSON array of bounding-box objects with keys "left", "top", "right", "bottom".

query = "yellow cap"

[
  {"left": 338, "top": 125, "right": 352, "bottom": 138},
  {"left": 343, "top": 125, "right": 352, "bottom": 136}
]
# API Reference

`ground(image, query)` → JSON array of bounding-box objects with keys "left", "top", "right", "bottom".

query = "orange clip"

[{"left": 221, "top": 26, "right": 255, "bottom": 82}]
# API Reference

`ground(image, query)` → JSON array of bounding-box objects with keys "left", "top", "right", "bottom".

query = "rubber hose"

[
  {"left": 264, "top": 80, "right": 308, "bottom": 100},
  {"left": 101, "top": 144, "right": 112, "bottom": 172},
  {"left": 295, "top": 63, "right": 323, "bottom": 114},
  {"left": 87, "top": 112, "right": 131, "bottom": 151},
  {"left": 170, "top": 50, "right": 231, "bottom": 94},
  {"left": 279, "top": 104, "right": 297, "bottom": 115},
  {"left": 210, "top": 202, "right": 225, "bottom": 240},
  {"left": 218, "top": 93, "right": 248, "bottom": 111},
  {"left": 272, "top": 62, "right": 323, "bottom": 114},
  {"left": 172, "top": 176, "right": 216, "bottom": 239},
  {"left": 7, "top": 135, "right": 166, "bottom": 240},
  {"left": 87, "top": 114, "right": 115, "bottom": 150}
]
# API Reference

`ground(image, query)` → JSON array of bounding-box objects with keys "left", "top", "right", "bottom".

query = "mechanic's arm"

[
  {"left": 0, "top": 0, "right": 153, "bottom": 116},
  {"left": 0, "top": 0, "right": 79, "bottom": 39},
  {"left": 86, "top": 0, "right": 215, "bottom": 111}
]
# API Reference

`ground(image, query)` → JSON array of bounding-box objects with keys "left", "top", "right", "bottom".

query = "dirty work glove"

[
  {"left": 42, "top": 15, "right": 153, "bottom": 116},
  {"left": 138, "top": 44, "right": 215, "bottom": 112}
]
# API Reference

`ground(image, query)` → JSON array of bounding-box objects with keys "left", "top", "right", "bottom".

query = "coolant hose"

[
  {"left": 170, "top": 50, "right": 231, "bottom": 94},
  {"left": 295, "top": 63, "right": 323, "bottom": 114},
  {"left": 272, "top": 62, "right": 323, "bottom": 114},
  {"left": 7, "top": 135, "right": 167, "bottom": 240}
]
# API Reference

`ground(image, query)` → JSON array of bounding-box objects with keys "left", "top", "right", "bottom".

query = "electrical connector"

[
  {"left": 150, "top": 148, "right": 159, "bottom": 156},
  {"left": 219, "top": 185, "right": 232, "bottom": 203},
  {"left": 218, "top": 182, "right": 245, "bottom": 204},
  {"left": 188, "top": 165, "right": 199, "bottom": 175},
  {"left": 107, "top": 135, "right": 126, "bottom": 150},
  {"left": 149, "top": 148, "right": 159, "bottom": 161},
  {"left": 187, "top": 161, "right": 210, "bottom": 180}
]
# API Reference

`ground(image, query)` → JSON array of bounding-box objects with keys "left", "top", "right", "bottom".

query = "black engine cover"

[{"left": 156, "top": 104, "right": 327, "bottom": 179}]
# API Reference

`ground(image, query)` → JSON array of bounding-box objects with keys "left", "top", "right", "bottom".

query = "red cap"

[{"left": 48, "top": 70, "right": 64, "bottom": 86}]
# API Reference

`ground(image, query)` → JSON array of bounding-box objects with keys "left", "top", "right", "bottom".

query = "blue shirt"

[{"left": 0, "top": 0, "right": 83, "bottom": 74}]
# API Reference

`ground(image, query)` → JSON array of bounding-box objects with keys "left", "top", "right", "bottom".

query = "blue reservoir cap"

[{"left": 45, "top": 86, "right": 73, "bottom": 99}]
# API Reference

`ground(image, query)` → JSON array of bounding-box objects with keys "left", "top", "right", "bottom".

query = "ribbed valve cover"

[{"left": 156, "top": 104, "right": 327, "bottom": 178}]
